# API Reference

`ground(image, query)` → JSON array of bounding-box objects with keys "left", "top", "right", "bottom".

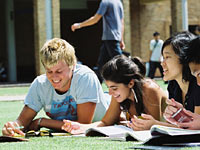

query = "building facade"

[{"left": 0, "top": 0, "right": 200, "bottom": 82}]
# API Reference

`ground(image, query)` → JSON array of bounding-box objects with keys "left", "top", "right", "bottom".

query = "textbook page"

[
  {"left": 151, "top": 125, "right": 200, "bottom": 136},
  {"left": 86, "top": 125, "right": 151, "bottom": 142}
]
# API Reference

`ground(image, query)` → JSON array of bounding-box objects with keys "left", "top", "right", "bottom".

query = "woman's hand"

[
  {"left": 163, "top": 98, "right": 183, "bottom": 125},
  {"left": 177, "top": 109, "right": 200, "bottom": 130},
  {"left": 62, "top": 120, "right": 85, "bottom": 135},
  {"left": 2, "top": 121, "right": 25, "bottom": 137},
  {"left": 128, "top": 114, "right": 157, "bottom": 131}
]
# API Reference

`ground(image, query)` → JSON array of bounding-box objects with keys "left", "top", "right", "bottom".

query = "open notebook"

[{"left": 85, "top": 125, "right": 200, "bottom": 145}]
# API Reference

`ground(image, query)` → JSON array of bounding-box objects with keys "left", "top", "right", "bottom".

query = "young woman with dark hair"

[
  {"left": 61, "top": 55, "right": 168, "bottom": 133},
  {"left": 129, "top": 32, "right": 200, "bottom": 130},
  {"left": 185, "top": 36, "right": 200, "bottom": 85},
  {"left": 161, "top": 31, "right": 200, "bottom": 113},
  {"left": 164, "top": 36, "right": 200, "bottom": 129}
]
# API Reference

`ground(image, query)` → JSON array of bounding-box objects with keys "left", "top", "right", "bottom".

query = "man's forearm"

[
  {"left": 39, "top": 118, "right": 64, "bottom": 131},
  {"left": 79, "top": 14, "right": 102, "bottom": 28}
]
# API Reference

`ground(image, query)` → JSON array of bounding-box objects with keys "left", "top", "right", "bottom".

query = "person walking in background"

[
  {"left": 148, "top": 32, "right": 164, "bottom": 79},
  {"left": 71, "top": 0, "right": 125, "bottom": 83}
]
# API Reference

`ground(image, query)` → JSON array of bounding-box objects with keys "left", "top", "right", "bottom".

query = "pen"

[
  {"left": 120, "top": 120, "right": 132, "bottom": 124},
  {"left": 120, "top": 121, "right": 130, "bottom": 124},
  {"left": 7, "top": 126, "right": 24, "bottom": 130}
]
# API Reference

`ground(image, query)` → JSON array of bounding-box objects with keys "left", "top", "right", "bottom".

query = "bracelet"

[{"left": 37, "top": 118, "right": 42, "bottom": 129}]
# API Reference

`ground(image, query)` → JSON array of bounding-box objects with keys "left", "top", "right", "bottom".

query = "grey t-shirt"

[
  {"left": 24, "top": 64, "right": 111, "bottom": 122},
  {"left": 96, "top": 0, "right": 124, "bottom": 41}
]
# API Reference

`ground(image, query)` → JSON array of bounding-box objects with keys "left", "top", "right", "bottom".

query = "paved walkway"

[
  {"left": 0, "top": 83, "right": 29, "bottom": 101},
  {"left": 0, "top": 83, "right": 30, "bottom": 88},
  {"left": 0, "top": 95, "right": 26, "bottom": 101}
]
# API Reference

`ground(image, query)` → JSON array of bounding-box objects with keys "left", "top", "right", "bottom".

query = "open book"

[
  {"left": 0, "top": 130, "right": 71, "bottom": 142},
  {"left": 85, "top": 125, "right": 200, "bottom": 145},
  {"left": 86, "top": 125, "right": 151, "bottom": 142},
  {"left": 147, "top": 125, "right": 200, "bottom": 145}
]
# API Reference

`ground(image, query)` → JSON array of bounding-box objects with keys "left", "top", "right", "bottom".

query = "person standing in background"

[
  {"left": 148, "top": 32, "right": 164, "bottom": 79},
  {"left": 71, "top": 0, "right": 125, "bottom": 83}
]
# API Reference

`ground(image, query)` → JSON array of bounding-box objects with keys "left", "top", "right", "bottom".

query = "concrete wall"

[
  {"left": 130, "top": 0, "right": 200, "bottom": 62},
  {"left": 1, "top": 0, "right": 200, "bottom": 82}
]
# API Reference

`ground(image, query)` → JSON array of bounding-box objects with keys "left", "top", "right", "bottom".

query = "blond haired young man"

[{"left": 2, "top": 38, "right": 110, "bottom": 136}]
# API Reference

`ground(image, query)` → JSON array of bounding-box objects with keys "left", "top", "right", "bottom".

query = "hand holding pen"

[
  {"left": 163, "top": 98, "right": 184, "bottom": 125},
  {"left": 127, "top": 114, "right": 157, "bottom": 131},
  {"left": 2, "top": 121, "right": 25, "bottom": 137}
]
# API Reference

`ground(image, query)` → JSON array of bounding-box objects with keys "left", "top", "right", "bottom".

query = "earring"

[{"left": 131, "top": 88, "right": 138, "bottom": 103}]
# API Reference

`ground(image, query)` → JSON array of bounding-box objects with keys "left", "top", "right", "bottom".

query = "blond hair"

[{"left": 40, "top": 38, "right": 77, "bottom": 68}]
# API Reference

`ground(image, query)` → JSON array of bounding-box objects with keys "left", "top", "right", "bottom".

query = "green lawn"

[
  {"left": 0, "top": 81, "right": 198, "bottom": 149},
  {"left": 0, "top": 101, "right": 197, "bottom": 150},
  {"left": 0, "top": 101, "right": 135, "bottom": 150},
  {"left": 0, "top": 85, "right": 134, "bottom": 150},
  {"left": 0, "top": 135, "right": 136, "bottom": 150}
]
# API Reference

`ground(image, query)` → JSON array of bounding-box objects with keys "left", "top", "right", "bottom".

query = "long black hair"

[
  {"left": 161, "top": 31, "right": 196, "bottom": 82},
  {"left": 184, "top": 36, "right": 200, "bottom": 64},
  {"left": 101, "top": 55, "right": 145, "bottom": 115}
]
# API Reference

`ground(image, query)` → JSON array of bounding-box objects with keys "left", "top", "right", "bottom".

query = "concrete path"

[
  {"left": 0, "top": 95, "right": 26, "bottom": 101},
  {"left": 0, "top": 83, "right": 30, "bottom": 88},
  {"left": 0, "top": 83, "right": 30, "bottom": 101}
]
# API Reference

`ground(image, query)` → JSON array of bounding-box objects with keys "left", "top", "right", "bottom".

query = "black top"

[{"left": 168, "top": 76, "right": 200, "bottom": 112}]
